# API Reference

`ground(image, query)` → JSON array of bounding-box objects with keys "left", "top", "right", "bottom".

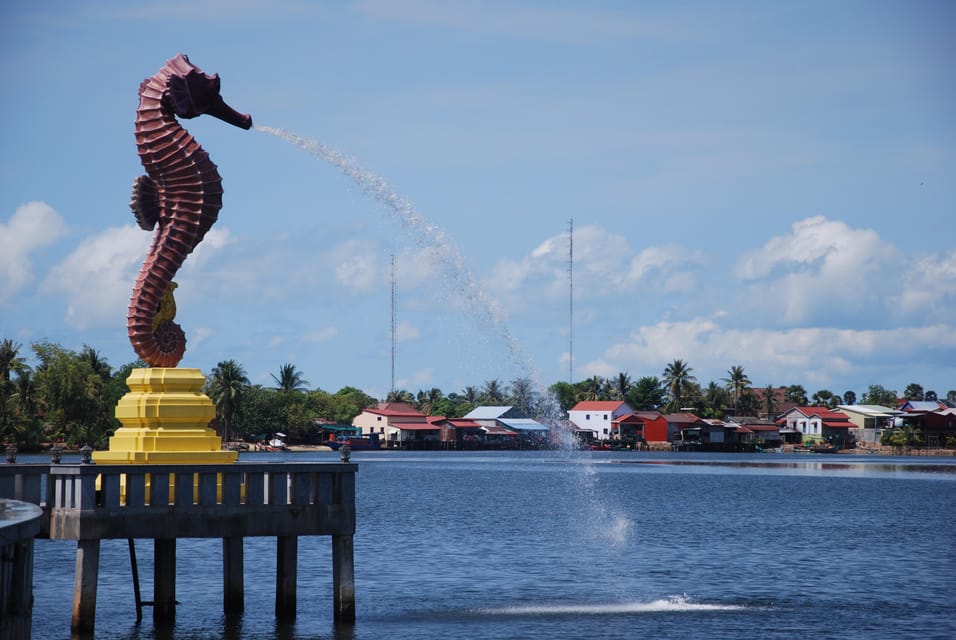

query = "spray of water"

[
  {"left": 256, "top": 124, "right": 631, "bottom": 546},
  {"left": 255, "top": 124, "right": 544, "bottom": 390}
]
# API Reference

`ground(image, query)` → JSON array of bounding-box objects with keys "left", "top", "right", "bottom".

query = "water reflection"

[{"left": 609, "top": 458, "right": 956, "bottom": 475}]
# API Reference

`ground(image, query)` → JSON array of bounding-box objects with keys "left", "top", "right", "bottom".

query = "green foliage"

[
  {"left": 903, "top": 383, "right": 924, "bottom": 401},
  {"left": 881, "top": 426, "right": 923, "bottom": 448},
  {"left": 662, "top": 359, "right": 696, "bottom": 412},
  {"left": 205, "top": 360, "right": 250, "bottom": 443},
  {"left": 785, "top": 384, "right": 808, "bottom": 405},
  {"left": 627, "top": 376, "right": 665, "bottom": 411},
  {"left": 3, "top": 337, "right": 951, "bottom": 450},
  {"left": 862, "top": 384, "right": 898, "bottom": 408},
  {"left": 549, "top": 381, "right": 577, "bottom": 414},
  {"left": 271, "top": 363, "right": 309, "bottom": 392},
  {"left": 737, "top": 388, "right": 759, "bottom": 416},
  {"left": 722, "top": 365, "right": 751, "bottom": 414}
]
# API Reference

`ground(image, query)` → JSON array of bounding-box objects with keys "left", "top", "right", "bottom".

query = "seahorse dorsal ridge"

[{"left": 126, "top": 55, "right": 251, "bottom": 368}]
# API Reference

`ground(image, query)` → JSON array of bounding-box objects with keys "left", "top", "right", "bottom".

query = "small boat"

[
  {"left": 327, "top": 434, "right": 381, "bottom": 451},
  {"left": 268, "top": 432, "right": 287, "bottom": 450},
  {"left": 811, "top": 443, "right": 840, "bottom": 454}
]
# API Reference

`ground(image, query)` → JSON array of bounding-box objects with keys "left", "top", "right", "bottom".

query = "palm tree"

[
  {"left": 722, "top": 365, "right": 751, "bottom": 415},
  {"left": 613, "top": 372, "right": 632, "bottom": 401},
  {"left": 508, "top": 377, "right": 537, "bottom": 416},
  {"left": 0, "top": 339, "right": 23, "bottom": 382},
  {"left": 206, "top": 360, "right": 249, "bottom": 444},
  {"left": 575, "top": 376, "right": 603, "bottom": 402},
  {"left": 763, "top": 385, "right": 778, "bottom": 419},
  {"left": 386, "top": 389, "right": 415, "bottom": 404},
  {"left": 80, "top": 345, "right": 111, "bottom": 381},
  {"left": 10, "top": 367, "right": 42, "bottom": 447},
  {"left": 271, "top": 363, "right": 309, "bottom": 392},
  {"left": 416, "top": 388, "right": 443, "bottom": 415},
  {"left": 461, "top": 386, "right": 480, "bottom": 404},
  {"left": 662, "top": 359, "right": 696, "bottom": 412},
  {"left": 703, "top": 381, "right": 729, "bottom": 417},
  {"left": 480, "top": 379, "right": 505, "bottom": 404}
]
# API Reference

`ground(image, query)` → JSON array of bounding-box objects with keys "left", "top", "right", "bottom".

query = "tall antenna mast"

[
  {"left": 390, "top": 253, "right": 396, "bottom": 394},
  {"left": 568, "top": 218, "right": 574, "bottom": 383}
]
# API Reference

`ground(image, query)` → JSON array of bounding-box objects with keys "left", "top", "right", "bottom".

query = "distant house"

[
  {"left": 611, "top": 411, "right": 668, "bottom": 445},
  {"left": 731, "top": 416, "right": 803, "bottom": 448},
  {"left": 463, "top": 406, "right": 549, "bottom": 448},
  {"left": 836, "top": 404, "right": 903, "bottom": 444},
  {"left": 352, "top": 402, "right": 428, "bottom": 447},
  {"left": 568, "top": 401, "right": 633, "bottom": 442},
  {"left": 664, "top": 412, "right": 709, "bottom": 444},
  {"left": 779, "top": 406, "right": 854, "bottom": 446},
  {"left": 895, "top": 401, "right": 956, "bottom": 447},
  {"left": 429, "top": 417, "right": 483, "bottom": 450}
]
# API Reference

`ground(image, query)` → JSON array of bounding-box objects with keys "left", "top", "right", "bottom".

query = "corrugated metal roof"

[
  {"left": 463, "top": 406, "right": 513, "bottom": 420},
  {"left": 498, "top": 418, "right": 549, "bottom": 431}
]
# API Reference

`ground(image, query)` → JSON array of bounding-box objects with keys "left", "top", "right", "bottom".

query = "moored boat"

[{"left": 327, "top": 434, "right": 382, "bottom": 451}]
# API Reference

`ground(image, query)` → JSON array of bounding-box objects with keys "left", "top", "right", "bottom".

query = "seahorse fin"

[{"left": 130, "top": 175, "right": 160, "bottom": 230}]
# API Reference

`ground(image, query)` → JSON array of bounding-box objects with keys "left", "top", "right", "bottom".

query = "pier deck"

[{"left": 0, "top": 461, "right": 357, "bottom": 635}]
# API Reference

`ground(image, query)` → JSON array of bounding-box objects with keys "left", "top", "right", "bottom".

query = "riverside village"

[{"left": 317, "top": 394, "right": 956, "bottom": 454}]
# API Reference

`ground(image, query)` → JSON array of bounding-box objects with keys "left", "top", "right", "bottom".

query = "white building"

[{"left": 567, "top": 401, "right": 633, "bottom": 441}]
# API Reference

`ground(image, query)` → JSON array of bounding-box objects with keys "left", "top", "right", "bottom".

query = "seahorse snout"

[{"left": 207, "top": 95, "right": 252, "bottom": 130}]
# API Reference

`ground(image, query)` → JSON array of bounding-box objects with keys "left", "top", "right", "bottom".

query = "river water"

[{"left": 29, "top": 450, "right": 956, "bottom": 639}]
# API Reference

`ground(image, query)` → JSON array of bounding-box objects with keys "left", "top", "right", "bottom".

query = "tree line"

[{"left": 2, "top": 338, "right": 953, "bottom": 448}]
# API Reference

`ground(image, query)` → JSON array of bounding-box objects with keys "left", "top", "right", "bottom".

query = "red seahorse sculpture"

[{"left": 128, "top": 53, "right": 251, "bottom": 367}]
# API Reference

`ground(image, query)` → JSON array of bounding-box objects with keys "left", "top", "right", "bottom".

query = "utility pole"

[
  {"left": 391, "top": 254, "right": 396, "bottom": 395},
  {"left": 568, "top": 218, "right": 574, "bottom": 383}
]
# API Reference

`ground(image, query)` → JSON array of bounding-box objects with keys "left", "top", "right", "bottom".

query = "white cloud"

[
  {"left": 734, "top": 216, "right": 903, "bottom": 325},
  {"left": 588, "top": 317, "right": 956, "bottom": 389},
  {"left": 41, "top": 225, "right": 150, "bottom": 330},
  {"left": 396, "top": 367, "right": 434, "bottom": 390},
  {"left": 189, "top": 326, "right": 215, "bottom": 351},
  {"left": 395, "top": 321, "right": 420, "bottom": 342},
  {"left": 486, "top": 225, "right": 704, "bottom": 310},
  {"left": 302, "top": 326, "right": 338, "bottom": 344},
  {"left": 900, "top": 249, "right": 956, "bottom": 322},
  {"left": 0, "top": 202, "right": 68, "bottom": 304},
  {"left": 183, "top": 227, "right": 235, "bottom": 270},
  {"left": 329, "top": 240, "right": 382, "bottom": 293}
]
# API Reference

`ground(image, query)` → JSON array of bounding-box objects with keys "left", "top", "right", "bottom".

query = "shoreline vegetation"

[{"left": 3, "top": 339, "right": 954, "bottom": 456}]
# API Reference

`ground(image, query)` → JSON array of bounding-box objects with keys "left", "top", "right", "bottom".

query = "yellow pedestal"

[{"left": 93, "top": 367, "right": 237, "bottom": 465}]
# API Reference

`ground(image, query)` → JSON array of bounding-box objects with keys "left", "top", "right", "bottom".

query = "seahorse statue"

[{"left": 128, "top": 54, "right": 251, "bottom": 367}]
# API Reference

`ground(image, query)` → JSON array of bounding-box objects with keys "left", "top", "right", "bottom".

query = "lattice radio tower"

[
  {"left": 390, "top": 253, "right": 396, "bottom": 394},
  {"left": 568, "top": 218, "right": 574, "bottom": 383}
]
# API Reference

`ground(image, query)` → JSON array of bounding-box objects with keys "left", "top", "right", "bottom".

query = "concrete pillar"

[
  {"left": 71, "top": 539, "right": 100, "bottom": 635},
  {"left": 275, "top": 535, "right": 297, "bottom": 620},
  {"left": 223, "top": 537, "right": 244, "bottom": 613},
  {"left": 332, "top": 535, "right": 356, "bottom": 623},
  {"left": 154, "top": 539, "right": 176, "bottom": 625}
]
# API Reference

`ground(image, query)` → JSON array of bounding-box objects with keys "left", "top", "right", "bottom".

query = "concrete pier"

[
  {"left": 0, "top": 498, "right": 42, "bottom": 640},
  {"left": 0, "top": 461, "right": 357, "bottom": 636}
]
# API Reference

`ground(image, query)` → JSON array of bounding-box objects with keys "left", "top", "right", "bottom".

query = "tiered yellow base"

[{"left": 93, "top": 367, "right": 237, "bottom": 465}]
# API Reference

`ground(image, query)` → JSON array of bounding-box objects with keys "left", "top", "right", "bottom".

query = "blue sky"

[{"left": 2, "top": 1, "right": 954, "bottom": 401}]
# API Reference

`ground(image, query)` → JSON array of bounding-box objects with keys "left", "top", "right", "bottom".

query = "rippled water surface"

[{"left": 30, "top": 451, "right": 956, "bottom": 639}]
